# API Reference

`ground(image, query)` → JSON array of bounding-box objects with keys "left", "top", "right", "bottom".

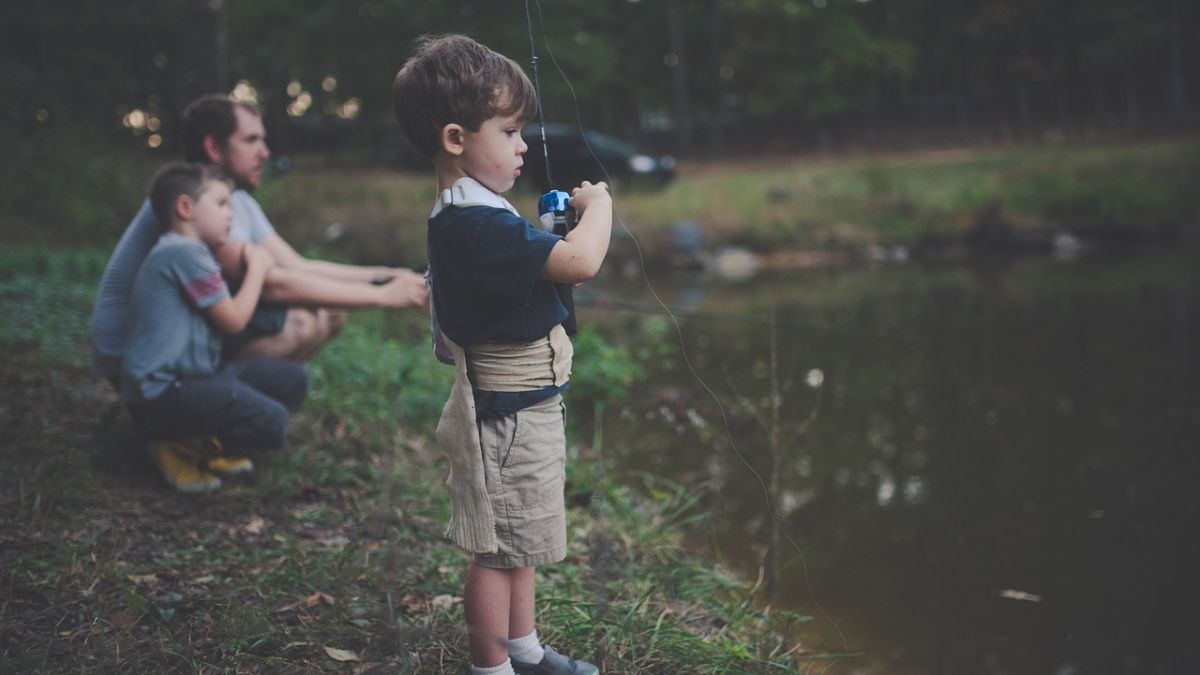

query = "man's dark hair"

[
  {"left": 148, "top": 162, "right": 231, "bottom": 228},
  {"left": 180, "top": 94, "right": 261, "bottom": 162},
  {"left": 392, "top": 34, "right": 538, "bottom": 158}
]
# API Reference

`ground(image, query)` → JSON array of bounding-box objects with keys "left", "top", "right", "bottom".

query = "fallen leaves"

[
  {"left": 998, "top": 589, "right": 1042, "bottom": 603},
  {"left": 323, "top": 646, "right": 360, "bottom": 662},
  {"left": 394, "top": 593, "right": 463, "bottom": 616},
  {"left": 274, "top": 590, "right": 337, "bottom": 614},
  {"left": 314, "top": 531, "right": 350, "bottom": 548},
  {"left": 429, "top": 594, "right": 461, "bottom": 611},
  {"left": 308, "top": 591, "right": 336, "bottom": 607}
]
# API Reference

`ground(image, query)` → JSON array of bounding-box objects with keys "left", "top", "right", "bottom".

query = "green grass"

[
  {"left": 0, "top": 247, "right": 109, "bottom": 368},
  {"left": 247, "top": 137, "right": 1200, "bottom": 264},
  {"left": 4, "top": 137, "right": 1195, "bottom": 265},
  {"left": 619, "top": 139, "right": 1200, "bottom": 250},
  {"left": 0, "top": 245, "right": 816, "bottom": 673}
]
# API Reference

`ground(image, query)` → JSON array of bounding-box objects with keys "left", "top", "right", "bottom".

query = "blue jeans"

[{"left": 129, "top": 358, "right": 308, "bottom": 451}]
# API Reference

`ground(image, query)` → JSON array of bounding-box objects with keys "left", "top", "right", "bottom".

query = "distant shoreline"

[{"left": 3, "top": 137, "right": 1196, "bottom": 271}]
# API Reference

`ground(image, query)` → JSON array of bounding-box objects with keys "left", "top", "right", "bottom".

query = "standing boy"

[
  {"left": 393, "top": 35, "right": 610, "bottom": 675},
  {"left": 121, "top": 163, "right": 308, "bottom": 493}
]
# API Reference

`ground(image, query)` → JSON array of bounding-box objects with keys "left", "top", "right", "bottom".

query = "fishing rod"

[
  {"left": 524, "top": 0, "right": 554, "bottom": 191},
  {"left": 525, "top": 0, "right": 579, "bottom": 335},
  {"left": 522, "top": 0, "right": 849, "bottom": 654}
]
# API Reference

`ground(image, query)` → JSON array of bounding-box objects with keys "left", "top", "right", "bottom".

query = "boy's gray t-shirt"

[
  {"left": 90, "top": 190, "right": 274, "bottom": 378},
  {"left": 119, "top": 233, "right": 231, "bottom": 403}
]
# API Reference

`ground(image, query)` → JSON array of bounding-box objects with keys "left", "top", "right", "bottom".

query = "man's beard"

[{"left": 218, "top": 161, "right": 256, "bottom": 192}]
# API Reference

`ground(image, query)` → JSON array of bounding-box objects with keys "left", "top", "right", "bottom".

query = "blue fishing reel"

[
  {"left": 537, "top": 189, "right": 578, "bottom": 336},
  {"left": 537, "top": 190, "right": 576, "bottom": 237}
]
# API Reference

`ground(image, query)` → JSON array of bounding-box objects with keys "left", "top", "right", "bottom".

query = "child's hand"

[
  {"left": 243, "top": 242, "right": 276, "bottom": 273},
  {"left": 570, "top": 181, "right": 610, "bottom": 216}
]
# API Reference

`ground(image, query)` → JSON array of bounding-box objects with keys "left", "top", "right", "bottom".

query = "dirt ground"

[
  {"left": 0, "top": 345, "right": 803, "bottom": 674},
  {"left": 0, "top": 353, "right": 469, "bottom": 673}
]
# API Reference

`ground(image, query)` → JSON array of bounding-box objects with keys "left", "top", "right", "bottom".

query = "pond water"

[{"left": 578, "top": 248, "right": 1200, "bottom": 674}]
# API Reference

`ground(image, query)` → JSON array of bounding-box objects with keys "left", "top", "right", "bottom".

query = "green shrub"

[{"left": 0, "top": 126, "right": 149, "bottom": 243}]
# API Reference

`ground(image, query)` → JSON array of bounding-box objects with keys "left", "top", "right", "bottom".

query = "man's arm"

[
  {"left": 260, "top": 265, "right": 428, "bottom": 309},
  {"left": 205, "top": 244, "right": 274, "bottom": 334},
  {"left": 214, "top": 237, "right": 428, "bottom": 310},
  {"left": 257, "top": 233, "right": 397, "bottom": 283}
]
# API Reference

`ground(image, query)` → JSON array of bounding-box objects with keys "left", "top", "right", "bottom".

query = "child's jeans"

[{"left": 128, "top": 358, "right": 308, "bottom": 451}]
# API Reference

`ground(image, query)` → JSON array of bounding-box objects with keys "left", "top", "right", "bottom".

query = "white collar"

[{"left": 430, "top": 176, "right": 519, "bottom": 219}]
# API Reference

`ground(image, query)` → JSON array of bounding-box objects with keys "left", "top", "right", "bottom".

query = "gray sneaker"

[{"left": 511, "top": 646, "right": 598, "bottom": 675}]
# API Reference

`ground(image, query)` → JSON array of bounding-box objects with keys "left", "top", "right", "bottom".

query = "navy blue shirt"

[
  {"left": 428, "top": 205, "right": 567, "bottom": 347},
  {"left": 428, "top": 205, "right": 569, "bottom": 418}
]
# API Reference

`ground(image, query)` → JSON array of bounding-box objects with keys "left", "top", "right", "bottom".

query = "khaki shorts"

[{"left": 474, "top": 394, "right": 567, "bottom": 569}]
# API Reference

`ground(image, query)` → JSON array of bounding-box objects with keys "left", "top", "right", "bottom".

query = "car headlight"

[{"left": 628, "top": 154, "right": 656, "bottom": 173}]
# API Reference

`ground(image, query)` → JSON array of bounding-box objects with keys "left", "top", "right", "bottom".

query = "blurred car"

[{"left": 517, "top": 123, "right": 675, "bottom": 193}]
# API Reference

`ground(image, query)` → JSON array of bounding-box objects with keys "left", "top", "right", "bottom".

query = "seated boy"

[
  {"left": 120, "top": 163, "right": 308, "bottom": 493},
  {"left": 393, "top": 35, "right": 612, "bottom": 675}
]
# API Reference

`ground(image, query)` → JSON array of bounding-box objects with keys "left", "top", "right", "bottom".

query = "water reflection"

[{"left": 582, "top": 250, "right": 1200, "bottom": 674}]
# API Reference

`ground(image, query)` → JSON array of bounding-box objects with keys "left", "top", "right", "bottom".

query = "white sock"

[
  {"left": 470, "top": 658, "right": 515, "bottom": 675},
  {"left": 506, "top": 630, "right": 545, "bottom": 664}
]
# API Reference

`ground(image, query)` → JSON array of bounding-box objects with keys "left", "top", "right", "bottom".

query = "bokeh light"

[
  {"left": 336, "top": 98, "right": 361, "bottom": 119},
  {"left": 231, "top": 80, "right": 259, "bottom": 104}
]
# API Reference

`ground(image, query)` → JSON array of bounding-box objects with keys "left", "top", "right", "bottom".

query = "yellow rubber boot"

[{"left": 147, "top": 441, "right": 222, "bottom": 493}]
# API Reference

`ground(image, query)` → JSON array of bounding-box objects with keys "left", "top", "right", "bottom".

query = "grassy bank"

[
  {"left": 253, "top": 137, "right": 1200, "bottom": 267},
  {"left": 2, "top": 137, "right": 1194, "bottom": 268},
  {"left": 0, "top": 247, "right": 821, "bottom": 673}
]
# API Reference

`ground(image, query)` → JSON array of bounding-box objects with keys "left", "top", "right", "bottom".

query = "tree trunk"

[
  {"left": 213, "top": 0, "right": 229, "bottom": 92},
  {"left": 1016, "top": 81, "right": 1032, "bottom": 140},
  {"left": 954, "top": 77, "right": 970, "bottom": 141},
  {"left": 1092, "top": 74, "right": 1107, "bottom": 129},
  {"left": 1169, "top": 0, "right": 1185, "bottom": 123},
  {"left": 1123, "top": 68, "right": 1139, "bottom": 127},
  {"left": 706, "top": 0, "right": 724, "bottom": 156},
  {"left": 665, "top": 0, "right": 693, "bottom": 154}
]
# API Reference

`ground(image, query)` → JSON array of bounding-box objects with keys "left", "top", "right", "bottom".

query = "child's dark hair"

[
  {"left": 149, "top": 162, "right": 231, "bottom": 228},
  {"left": 180, "top": 94, "right": 262, "bottom": 163},
  {"left": 392, "top": 34, "right": 538, "bottom": 158}
]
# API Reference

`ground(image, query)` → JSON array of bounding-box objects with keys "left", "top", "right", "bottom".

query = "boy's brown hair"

[
  {"left": 148, "top": 162, "right": 232, "bottom": 229},
  {"left": 392, "top": 34, "right": 538, "bottom": 158}
]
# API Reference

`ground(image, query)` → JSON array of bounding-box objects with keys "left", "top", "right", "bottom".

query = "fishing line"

[
  {"left": 575, "top": 294, "right": 927, "bottom": 344},
  {"left": 524, "top": 0, "right": 849, "bottom": 656},
  {"left": 523, "top": 0, "right": 554, "bottom": 189}
]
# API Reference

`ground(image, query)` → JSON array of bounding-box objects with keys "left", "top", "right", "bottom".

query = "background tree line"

[{"left": 2, "top": 0, "right": 1196, "bottom": 236}]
